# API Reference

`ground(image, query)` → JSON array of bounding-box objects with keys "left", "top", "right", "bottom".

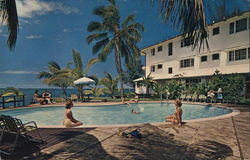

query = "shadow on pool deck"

[
  {"left": 13, "top": 123, "right": 234, "bottom": 160},
  {"left": 2, "top": 104, "right": 249, "bottom": 160},
  {"left": 104, "top": 124, "right": 233, "bottom": 160},
  {"left": 0, "top": 128, "right": 117, "bottom": 160}
]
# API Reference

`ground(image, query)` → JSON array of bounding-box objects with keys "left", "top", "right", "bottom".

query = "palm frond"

[
  {"left": 97, "top": 39, "right": 114, "bottom": 61},
  {"left": 93, "top": 6, "right": 106, "bottom": 17},
  {"left": 0, "top": 0, "right": 18, "bottom": 50},
  {"left": 87, "top": 21, "right": 103, "bottom": 32},
  {"left": 48, "top": 61, "right": 61, "bottom": 69},
  {"left": 86, "top": 32, "right": 108, "bottom": 44},
  {"left": 37, "top": 71, "right": 52, "bottom": 79},
  {"left": 121, "top": 15, "right": 135, "bottom": 27},
  {"left": 72, "top": 49, "right": 83, "bottom": 71},
  {"left": 92, "top": 38, "right": 110, "bottom": 55},
  {"left": 85, "top": 58, "right": 100, "bottom": 74},
  {"left": 154, "top": 0, "right": 208, "bottom": 50}
]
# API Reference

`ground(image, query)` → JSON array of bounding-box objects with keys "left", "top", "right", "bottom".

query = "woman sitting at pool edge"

[
  {"left": 165, "top": 100, "right": 183, "bottom": 125},
  {"left": 63, "top": 100, "right": 83, "bottom": 128}
]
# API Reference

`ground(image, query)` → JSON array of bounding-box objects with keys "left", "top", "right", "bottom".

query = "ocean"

[{"left": 0, "top": 88, "right": 134, "bottom": 107}]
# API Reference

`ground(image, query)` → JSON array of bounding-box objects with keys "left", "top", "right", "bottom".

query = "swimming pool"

[{"left": 0, "top": 103, "right": 233, "bottom": 126}]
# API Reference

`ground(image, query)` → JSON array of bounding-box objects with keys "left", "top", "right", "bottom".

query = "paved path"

[{"left": 1, "top": 104, "right": 249, "bottom": 160}]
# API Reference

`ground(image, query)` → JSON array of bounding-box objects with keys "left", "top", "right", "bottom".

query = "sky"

[{"left": 0, "top": 0, "right": 249, "bottom": 88}]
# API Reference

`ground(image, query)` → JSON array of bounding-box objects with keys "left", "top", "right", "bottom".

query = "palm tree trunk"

[
  {"left": 146, "top": 85, "right": 150, "bottom": 95},
  {"left": 77, "top": 86, "right": 83, "bottom": 102},
  {"left": 114, "top": 44, "right": 125, "bottom": 102},
  {"left": 61, "top": 86, "right": 67, "bottom": 99}
]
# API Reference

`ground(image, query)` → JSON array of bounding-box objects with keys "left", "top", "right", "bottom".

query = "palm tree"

[
  {"left": 0, "top": 0, "right": 19, "bottom": 50},
  {"left": 165, "top": 80, "right": 184, "bottom": 99},
  {"left": 138, "top": 73, "right": 154, "bottom": 95},
  {"left": 86, "top": 0, "right": 144, "bottom": 101},
  {"left": 2, "top": 87, "right": 23, "bottom": 96},
  {"left": 123, "top": 53, "right": 144, "bottom": 88},
  {"left": 152, "top": 82, "right": 166, "bottom": 98},
  {"left": 83, "top": 75, "right": 104, "bottom": 97},
  {"left": 152, "top": 0, "right": 208, "bottom": 50},
  {"left": 70, "top": 49, "right": 99, "bottom": 100},
  {"left": 38, "top": 61, "right": 71, "bottom": 97},
  {"left": 100, "top": 72, "right": 119, "bottom": 99}
]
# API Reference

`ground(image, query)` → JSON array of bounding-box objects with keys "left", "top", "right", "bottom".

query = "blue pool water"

[{"left": 0, "top": 103, "right": 232, "bottom": 125}]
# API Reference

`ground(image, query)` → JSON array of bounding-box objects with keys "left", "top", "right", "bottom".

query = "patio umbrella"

[
  {"left": 73, "top": 77, "right": 95, "bottom": 85},
  {"left": 73, "top": 77, "right": 95, "bottom": 102}
]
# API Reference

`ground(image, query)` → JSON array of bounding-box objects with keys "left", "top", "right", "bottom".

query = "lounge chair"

[
  {"left": 198, "top": 94, "right": 207, "bottom": 102},
  {"left": 191, "top": 94, "right": 198, "bottom": 102},
  {"left": 185, "top": 94, "right": 192, "bottom": 101},
  {"left": 70, "top": 94, "right": 78, "bottom": 102},
  {"left": 179, "top": 94, "right": 186, "bottom": 101},
  {"left": 0, "top": 115, "right": 44, "bottom": 155}
]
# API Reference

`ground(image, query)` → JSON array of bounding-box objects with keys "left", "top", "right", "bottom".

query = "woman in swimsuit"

[
  {"left": 165, "top": 100, "right": 183, "bottom": 125},
  {"left": 63, "top": 100, "right": 83, "bottom": 127}
]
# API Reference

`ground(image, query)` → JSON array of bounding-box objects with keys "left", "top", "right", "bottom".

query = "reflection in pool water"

[{"left": 0, "top": 103, "right": 232, "bottom": 125}]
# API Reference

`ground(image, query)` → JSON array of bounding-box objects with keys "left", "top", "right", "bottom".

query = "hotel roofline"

[{"left": 140, "top": 10, "right": 250, "bottom": 51}]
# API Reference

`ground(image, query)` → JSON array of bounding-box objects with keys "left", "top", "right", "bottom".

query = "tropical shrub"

[
  {"left": 209, "top": 74, "right": 245, "bottom": 102},
  {"left": 100, "top": 72, "right": 119, "bottom": 99},
  {"left": 152, "top": 82, "right": 166, "bottom": 98},
  {"left": 166, "top": 80, "right": 184, "bottom": 99}
]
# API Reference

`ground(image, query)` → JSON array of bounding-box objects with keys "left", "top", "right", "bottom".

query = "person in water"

[
  {"left": 165, "top": 100, "right": 183, "bottom": 125},
  {"left": 63, "top": 100, "right": 83, "bottom": 127},
  {"left": 131, "top": 109, "right": 140, "bottom": 114}
]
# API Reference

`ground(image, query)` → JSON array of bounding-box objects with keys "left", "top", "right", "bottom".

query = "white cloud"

[
  {"left": 63, "top": 29, "right": 70, "bottom": 32},
  {"left": 16, "top": 0, "right": 79, "bottom": 18},
  {"left": 25, "top": 35, "right": 42, "bottom": 39},
  {"left": 19, "top": 19, "right": 30, "bottom": 24},
  {"left": 0, "top": 70, "right": 38, "bottom": 74}
]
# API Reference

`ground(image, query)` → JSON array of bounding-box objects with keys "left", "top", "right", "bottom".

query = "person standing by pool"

[
  {"left": 165, "top": 100, "right": 183, "bottom": 125},
  {"left": 63, "top": 100, "right": 83, "bottom": 127},
  {"left": 216, "top": 88, "right": 223, "bottom": 103}
]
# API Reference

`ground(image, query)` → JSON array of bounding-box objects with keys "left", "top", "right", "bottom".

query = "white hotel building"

[{"left": 135, "top": 11, "right": 250, "bottom": 98}]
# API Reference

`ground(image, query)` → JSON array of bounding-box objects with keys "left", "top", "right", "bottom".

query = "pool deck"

[{"left": 1, "top": 101, "right": 250, "bottom": 160}]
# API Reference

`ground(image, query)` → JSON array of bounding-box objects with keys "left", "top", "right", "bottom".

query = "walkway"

[{"left": 1, "top": 104, "right": 249, "bottom": 160}]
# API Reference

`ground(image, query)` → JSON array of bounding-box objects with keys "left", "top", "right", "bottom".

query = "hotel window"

[
  {"left": 228, "top": 48, "right": 247, "bottom": 61},
  {"left": 201, "top": 56, "right": 207, "bottom": 62},
  {"left": 229, "top": 51, "right": 234, "bottom": 61},
  {"left": 158, "top": 46, "right": 163, "bottom": 52},
  {"left": 150, "top": 65, "right": 155, "bottom": 72},
  {"left": 150, "top": 48, "right": 155, "bottom": 56},
  {"left": 229, "top": 22, "right": 234, "bottom": 34},
  {"left": 235, "top": 48, "right": 247, "bottom": 60},
  {"left": 181, "top": 37, "right": 194, "bottom": 47},
  {"left": 157, "top": 64, "right": 163, "bottom": 69},
  {"left": 213, "top": 27, "right": 220, "bottom": 35},
  {"left": 212, "top": 53, "right": 220, "bottom": 60},
  {"left": 168, "top": 67, "right": 173, "bottom": 74},
  {"left": 236, "top": 18, "right": 247, "bottom": 32},
  {"left": 168, "top": 43, "right": 173, "bottom": 56},
  {"left": 248, "top": 48, "right": 250, "bottom": 59},
  {"left": 249, "top": 18, "right": 250, "bottom": 29},
  {"left": 180, "top": 58, "right": 194, "bottom": 68}
]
